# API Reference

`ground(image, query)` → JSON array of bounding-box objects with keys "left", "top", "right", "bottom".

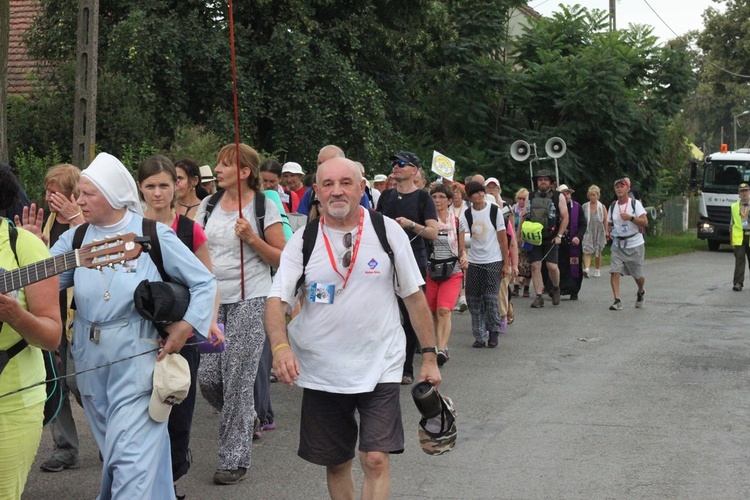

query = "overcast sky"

[{"left": 530, "top": 0, "right": 725, "bottom": 43}]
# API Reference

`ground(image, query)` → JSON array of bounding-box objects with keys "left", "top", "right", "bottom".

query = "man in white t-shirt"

[
  {"left": 265, "top": 157, "right": 440, "bottom": 499},
  {"left": 460, "top": 181, "right": 510, "bottom": 348},
  {"left": 606, "top": 178, "right": 648, "bottom": 310}
]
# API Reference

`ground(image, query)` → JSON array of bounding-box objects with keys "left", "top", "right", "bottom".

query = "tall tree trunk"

[{"left": 0, "top": 0, "right": 9, "bottom": 164}]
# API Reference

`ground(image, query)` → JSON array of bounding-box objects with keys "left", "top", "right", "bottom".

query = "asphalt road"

[{"left": 23, "top": 248, "right": 750, "bottom": 499}]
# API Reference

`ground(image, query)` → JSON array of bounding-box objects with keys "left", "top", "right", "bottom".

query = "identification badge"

[{"left": 309, "top": 283, "right": 335, "bottom": 304}]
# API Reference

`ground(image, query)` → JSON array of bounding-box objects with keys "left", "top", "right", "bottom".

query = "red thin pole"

[{"left": 227, "top": 0, "right": 245, "bottom": 299}]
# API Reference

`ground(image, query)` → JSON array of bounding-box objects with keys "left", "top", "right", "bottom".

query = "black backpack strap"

[
  {"left": 142, "top": 218, "right": 168, "bottom": 282},
  {"left": 490, "top": 204, "right": 499, "bottom": 231},
  {"left": 369, "top": 210, "right": 398, "bottom": 287},
  {"left": 255, "top": 191, "right": 266, "bottom": 242},
  {"left": 71, "top": 222, "right": 89, "bottom": 251},
  {"left": 8, "top": 221, "right": 19, "bottom": 267},
  {"left": 203, "top": 191, "right": 224, "bottom": 228},
  {"left": 295, "top": 217, "right": 321, "bottom": 292},
  {"left": 175, "top": 214, "right": 194, "bottom": 250},
  {"left": 417, "top": 189, "right": 429, "bottom": 224},
  {"left": 464, "top": 206, "right": 473, "bottom": 231}
]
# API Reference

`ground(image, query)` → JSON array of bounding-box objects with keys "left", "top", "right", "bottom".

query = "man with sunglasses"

[
  {"left": 265, "top": 157, "right": 440, "bottom": 500},
  {"left": 376, "top": 151, "right": 438, "bottom": 385}
]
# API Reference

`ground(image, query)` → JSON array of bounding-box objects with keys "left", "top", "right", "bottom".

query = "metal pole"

[{"left": 609, "top": 0, "right": 616, "bottom": 30}]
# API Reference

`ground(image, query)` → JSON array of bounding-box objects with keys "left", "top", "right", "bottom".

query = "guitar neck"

[{"left": 1, "top": 251, "right": 79, "bottom": 294}]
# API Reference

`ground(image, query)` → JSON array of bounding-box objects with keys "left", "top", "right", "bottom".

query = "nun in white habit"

[{"left": 50, "top": 153, "right": 216, "bottom": 500}]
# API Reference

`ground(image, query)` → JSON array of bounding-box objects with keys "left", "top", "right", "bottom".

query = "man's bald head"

[{"left": 317, "top": 145, "right": 346, "bottom": 166}]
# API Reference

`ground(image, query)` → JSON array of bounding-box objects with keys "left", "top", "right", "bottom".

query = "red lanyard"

[{"left": 321, "top": 207, "right": 365, "bottom": 290}]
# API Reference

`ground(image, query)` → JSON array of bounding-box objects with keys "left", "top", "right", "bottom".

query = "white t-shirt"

[
  {"left": 610, "top": 198, "right": 646, "bottom": 248},
  {"left": 196, "top": 193, "right": 282, "bottom": 303},
  {"left": 268, "top": 210, "right": 424, "bottom": 393},
  {"left": 460, "top": 203, "right": 506, "bottom": 264}
]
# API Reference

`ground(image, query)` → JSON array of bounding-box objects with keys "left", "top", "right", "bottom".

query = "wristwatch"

[
  {"left": 420, "top": 347, "right": 438, "bottom": 354},
  {"left": 410, "top": 222, "right": 416, "bottom": 230}
]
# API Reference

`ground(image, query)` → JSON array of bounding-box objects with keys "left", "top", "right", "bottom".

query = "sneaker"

[
  {"left": 583, "top": 268, "right": 589, "bottom": 278},
  {"left": 499, "top": 317, "right": 507, "bottom": 333},
  {"left": 472, "top": 340, "right": 486, "bottom": 348},
  {"left": 609, "top": 299, "right": 622, "bottom": 311},
  {"left": 260, "top": 421, "right": 276, "bottom": 432},
  {"left": 570, "top": 293, "right": 578, "bottom": 300},
  {"left": 551, "top": 287, "right": 561, "bottom": 306},
  {"left": 522, "top": 287, "right": 530, "bottom": 298},
  {"left": 458, "top": 298, "right": 468, "bottom": 312},
  {"left": 213, "top": 467, "right": 247, "bottom": 485},
  {"left": 636, "top": 290, "right": 645, "bottom": 308},
  {"left": 531, "top": 295, "right": 544, "bottom": 308},
  {"left": 733, "top": 283, "right": 743, "bottom": 291},
  {"left": 40, "top": 457, "right": 80, "bottom": 473},
  {"left": 592, "top": 269, "right": 601, "bottom": 278},
  {"left": 437, "top": 349, "right": 448, "bottom": 366},
  {"left": 487, "top": 332, "right": 499, "bottom": 348}
]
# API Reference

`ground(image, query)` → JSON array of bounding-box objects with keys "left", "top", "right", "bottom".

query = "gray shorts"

[
  {"left": 610, "top": 243, "right": 645, "bottom": 279},
  {"left": 298, "top": 383, "right": 404, "bottom": 466}
]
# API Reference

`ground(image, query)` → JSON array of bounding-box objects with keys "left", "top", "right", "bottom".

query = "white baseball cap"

[
  {"left": 484, "top": 177, "right": 500, "bottom": 187},
  {"left": 373, "top": 174, "right": 388, "bottom": 182},
  {"left": 281, "top": 162, "right": 305, "bottom": 175},
  {"left": 149, "top": 353, "right": 190, "bottom": 422}
]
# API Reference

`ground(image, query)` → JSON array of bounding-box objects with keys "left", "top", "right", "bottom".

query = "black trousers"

[{"left": 168, "top": 341, "right": 200, "bottom": 481}]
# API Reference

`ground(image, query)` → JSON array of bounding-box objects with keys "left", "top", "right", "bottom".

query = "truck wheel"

[{"left": 708, "top": 240, "right": 720, "bottom": 251}]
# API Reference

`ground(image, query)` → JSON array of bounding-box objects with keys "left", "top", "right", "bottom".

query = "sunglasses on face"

[{"left": 392, "top": 161, "right": 413, "bottom": 168}]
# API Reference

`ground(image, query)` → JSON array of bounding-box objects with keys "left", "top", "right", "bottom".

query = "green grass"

[{"left": 599, "top": 231, "right": 707, "bottom": 265}]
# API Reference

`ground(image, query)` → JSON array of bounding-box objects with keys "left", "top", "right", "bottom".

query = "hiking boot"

[
  {"left": 551, "top": 287, "right": 561, "bottom": 306},
  {"left": 609, "top": 299, "right": 622, "bottom": 311},
  {"left": 636, "top": 290, "right": 645, "bottom": 308},
  {"left": 214, "top": 468, "right": 247, "bottom": 485},
  {"left": 40, "top": 457, "right": 80, "bottom": 473},
  {"left": 531, "top": 295, "right": 544, "bottom": 308}
]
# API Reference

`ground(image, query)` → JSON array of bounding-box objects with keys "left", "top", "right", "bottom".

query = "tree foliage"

[
  {"left": 9, "top": 0, "right": 694, "bottom": 201},
  {"left": 684, "top": 0, "right": 750, "bottom": 153},
  {"left": 506, "top": 5, "right": 695, "bottom": 195}
]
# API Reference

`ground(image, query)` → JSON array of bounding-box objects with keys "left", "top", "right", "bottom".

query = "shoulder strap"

[
  {"left": 295, "top": 217, "right": 321, "bottom": 292},
  {"left": 417, "top": 189, "right": 429, "bottom": 224},
  {"left": 203, "top": 191, "right": 224, "bottom": 228},
  {"left": 284, "top": 189, "right": 293, "bottom": 213},
  {"left": 370, "top": 210, "right": 398, "bottom": 286},
  {"left": 255, "top": 191, "right": 266, "bottom": 242},
  {"left": 464, "top": 206, "right": 473, "bottom": 232},
  {"left": 174, "top": 214, "right": 195, "bottom": 250},
  {"left": 8, "top": 222, "right": 19, "bottom": 267},
  {"left": 142, "top": 218, "right": 168, "bottom": 282},
  {"left": 489, "top": 204, "right": 499, "bottom": 231},
  {"left": 609, "top": 200, "right": 616, "bottom": 224},
  {"left": 72, "top": 222, "right": 90, "bottom": 250}
]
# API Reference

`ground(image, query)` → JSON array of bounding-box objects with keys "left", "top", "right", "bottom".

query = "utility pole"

[
  {"left": 0, "top": 0, "right": 9, "bottom": 164},
  {"left": 72, "top": 0, "right": 99, "bottom": 169},
  {"left": 609, "top": 0, "right": 617, "bottom": 31}
]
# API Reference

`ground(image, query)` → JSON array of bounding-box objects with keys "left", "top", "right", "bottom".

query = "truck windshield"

[{"left": 703, "top": 161, "right": 750, "bottom": 193}]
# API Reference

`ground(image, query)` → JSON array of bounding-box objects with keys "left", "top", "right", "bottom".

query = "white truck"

[{"left": 697, "top": 149, "right": 750, "bottom": 250}]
